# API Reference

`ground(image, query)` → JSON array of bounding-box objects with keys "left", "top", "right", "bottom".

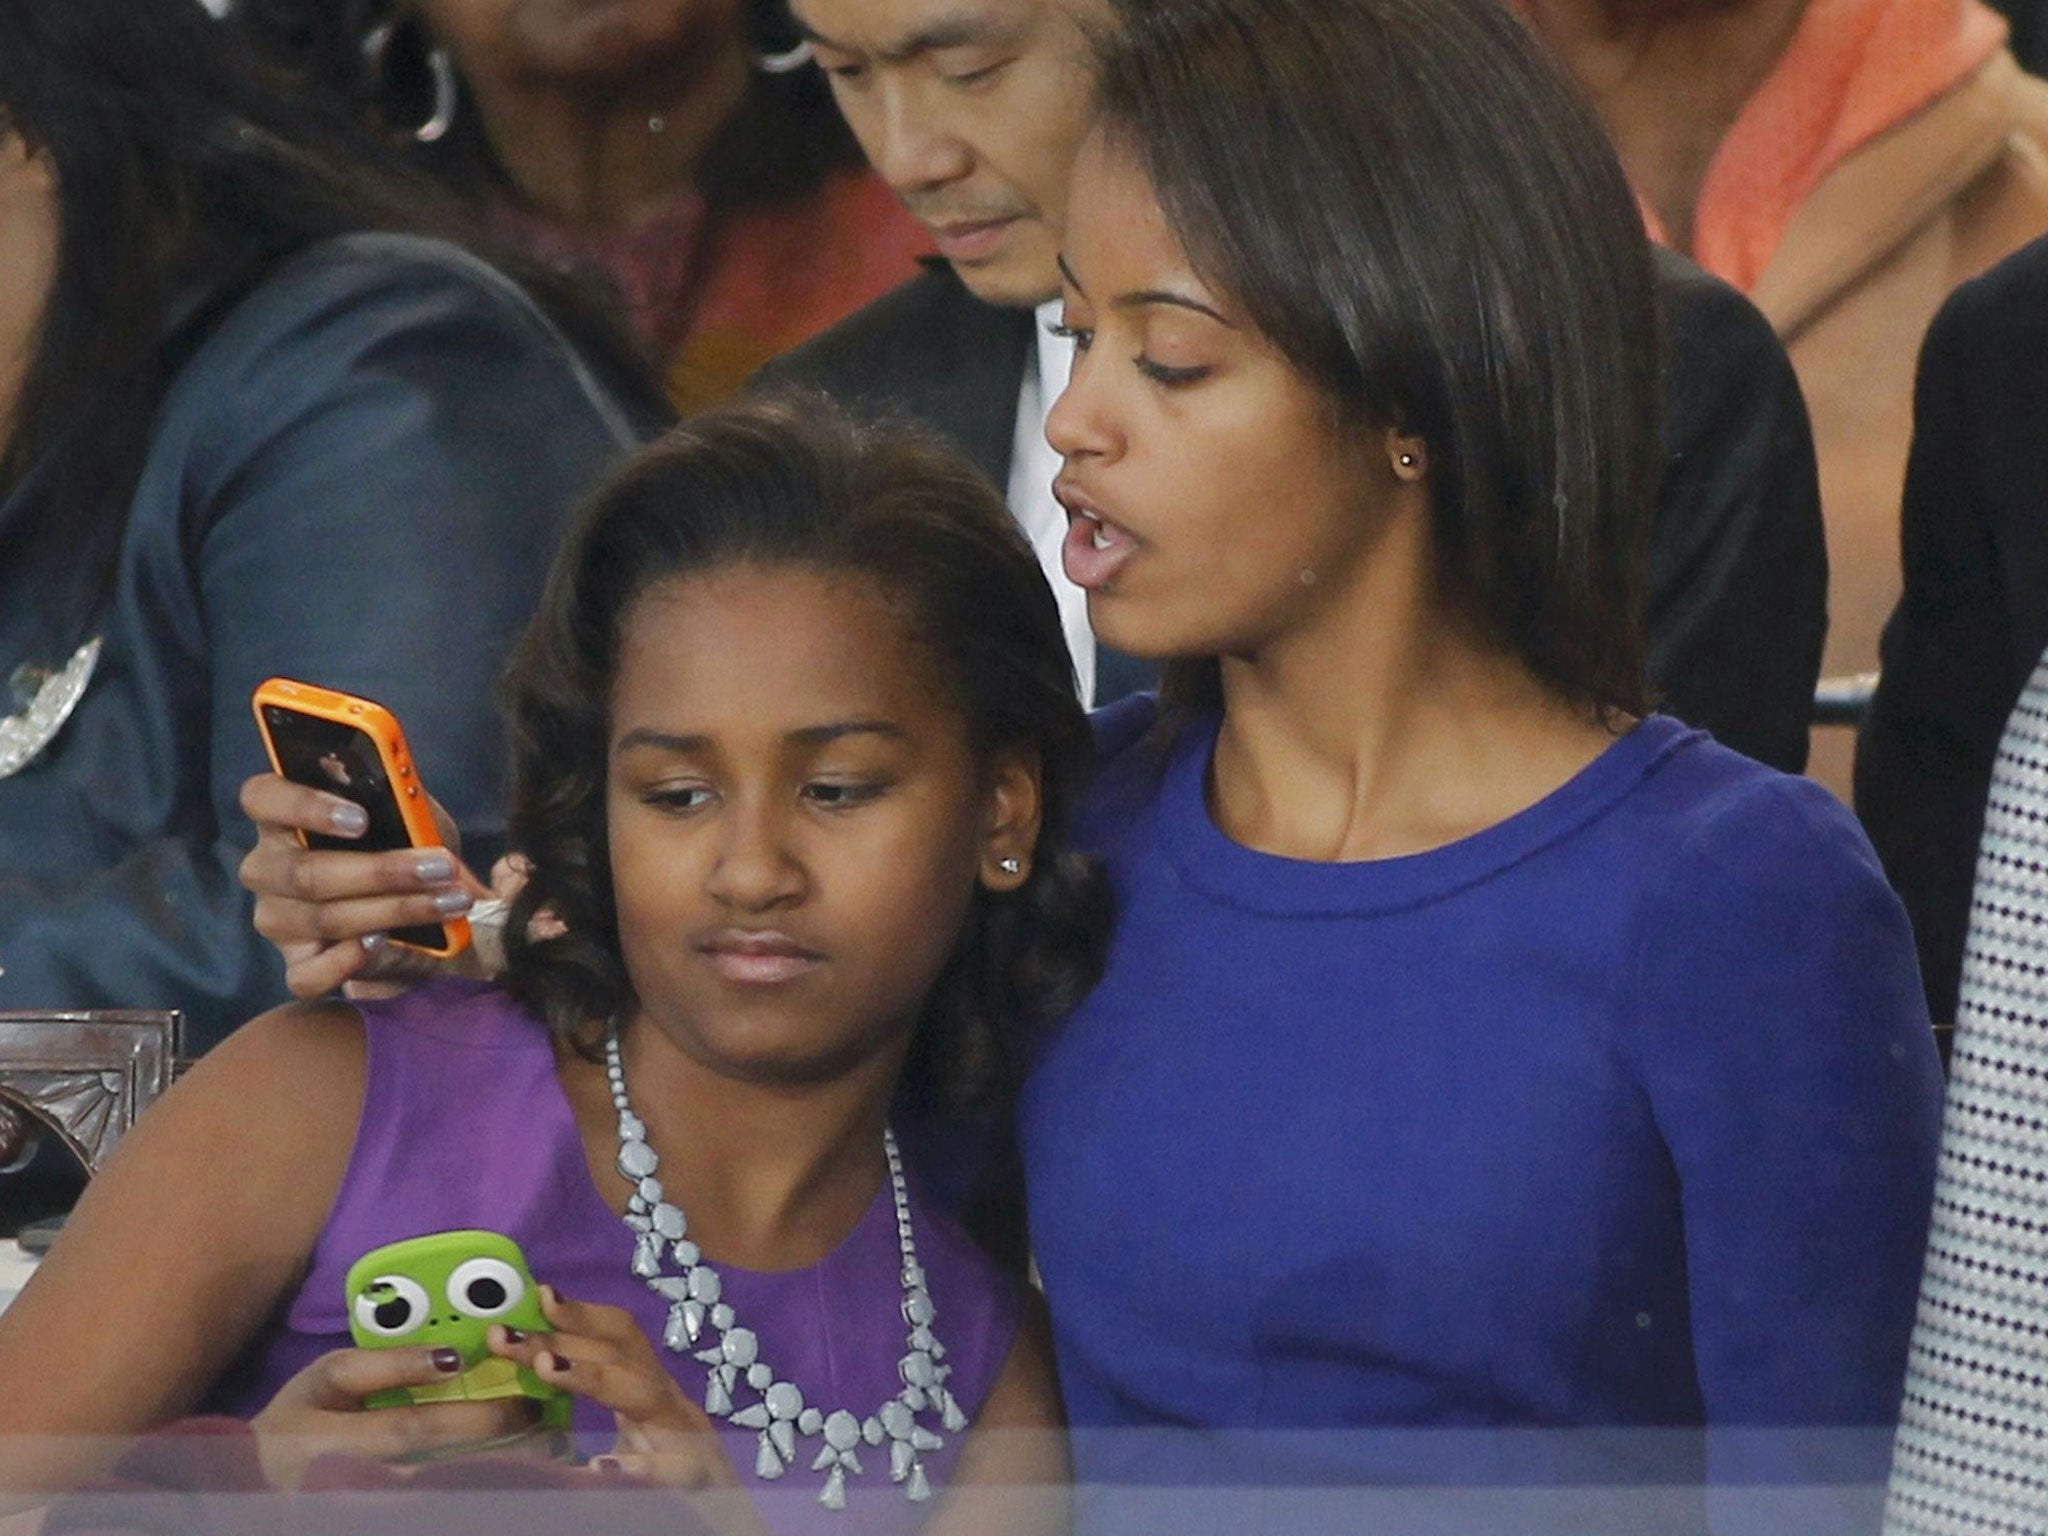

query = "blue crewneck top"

[{"left": 1021, "top": 702, "right": 1941, "bottom": 1457}]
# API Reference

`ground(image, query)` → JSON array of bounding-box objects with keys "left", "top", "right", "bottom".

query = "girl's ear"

[
  {"left": 1386, "top": 427, "right": 1427, "bottom": 482},
  {"left": 979, "top": 746, "right": 1043, "bottom": 892},
  {"left": 0, "top": 125, "right": 54, "bottom": 190}
]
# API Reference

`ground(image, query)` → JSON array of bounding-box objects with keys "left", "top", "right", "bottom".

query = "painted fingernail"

[
  {"left": 361, "top": 932, "right": 387, "bottom": 953},
  {"left": 431, "top": 1348, "right": 462, "bottom": 1373},
  {"left": 329, "top": 803, "right": 369, "bottom": 836},
  {"left": 501, "top": 1327, "right": 528, "bottom": 1344},
  {"left": 414, "top": 853, "right": 455, "bottom": 884},
  {"left": 433, "top": 890, "right": 474, "bottom": 915},
  {"left": 592, "top": 1456, "right": 623, "bottom": 1476},
  {"left": 545, "top": 1351, "right": 570, "bottom": 1373}
]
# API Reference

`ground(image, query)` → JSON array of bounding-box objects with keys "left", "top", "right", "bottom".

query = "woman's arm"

[
  {"left": 0, "top": 1003, "right": 366, "bottom": 1496},
  {"left": 1628, "top": 775, "right": 1943, "bottom": 1446}
]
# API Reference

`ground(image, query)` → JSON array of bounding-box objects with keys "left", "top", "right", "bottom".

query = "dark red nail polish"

[
  {"left": 431, "top": 1348, "right": 462, "bottom": 1373},
  {"left": 502, "top": 1328, "right": 528, "bottom": 1344},
  {"left": 546, "top": 1351, "right": 571, "bottom": 1372}
]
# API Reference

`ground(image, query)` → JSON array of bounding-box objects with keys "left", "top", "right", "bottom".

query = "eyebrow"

[
  {"left": 1057, "top": 254, "right": 1236, "bottom": 328},
  {"left": 614, "top": 721, "right": 910, "bottom": 757},
  {"left": 795, "top": 9, "right": 1023, "bottom": 62}
]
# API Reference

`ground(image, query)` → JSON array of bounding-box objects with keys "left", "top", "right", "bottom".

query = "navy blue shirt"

[{"left": 1023, "top": 703, "right": 1940, "bottom": 1454}]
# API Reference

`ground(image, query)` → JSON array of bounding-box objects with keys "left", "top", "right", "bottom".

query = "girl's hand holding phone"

[
  {"left": 251, "top": 1345, "right": 552, "bottom": 1489},
  {"left": 488, "top": 1286, "right": 742, "bottom": 1493},
  {"left": 237, "top": 773, "right": 489, "bottom": 998}
]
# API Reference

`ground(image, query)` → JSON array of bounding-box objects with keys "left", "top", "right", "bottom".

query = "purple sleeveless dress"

[{"left": 206, "top": 980, "right": 1020, "bottom": 1532}]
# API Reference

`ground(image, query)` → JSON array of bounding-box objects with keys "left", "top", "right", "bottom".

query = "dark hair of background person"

[
  {"left": 499, "top": 394, "right": 1113, "bottom": 1121},
  {"left": 231, "top": 0, "right": 864, "bottom": 211},
  {"left": 0, "top": 0, "right": 665, "bottom": 669},
  {"left": 1094, "top": 0, "right": 1662, "bottom": 732}
]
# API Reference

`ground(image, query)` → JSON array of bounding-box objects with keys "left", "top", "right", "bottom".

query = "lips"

[
  {"left": 1056, "top": 482, "right": 1142, "bottom": 591},
  {"left": 695, "top": 929, "right": 825, "bottom": 986},
  {"left": 927, "top": 217, "right": 1019, "bottom": 263}
]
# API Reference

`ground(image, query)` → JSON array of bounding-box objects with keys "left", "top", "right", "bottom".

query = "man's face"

[{"left": 790, "top": 0, "right": 1102, "bottom": 308}]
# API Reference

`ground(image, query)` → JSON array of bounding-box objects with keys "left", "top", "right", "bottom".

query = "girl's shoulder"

[
  {"left": 1619, "top": 727, "right": 1924, "bottom": 1030},
  {"left": 1632, "top": 723, "right": 1888, "bottom": 894},
  {"left": 184, "top": 994, "right": 370, "bottom": 1124},
  {"left": 340, "top": 981, "right": 572, "bottom": 1139},
  {"left": 192, "top": 982, "right": 555, "bottom": 1167},
  {"left": 348, "top": 976, "right": 556, "bottom": 1054}
]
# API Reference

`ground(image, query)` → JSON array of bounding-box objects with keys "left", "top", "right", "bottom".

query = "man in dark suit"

[
  {"left": 765, "top": 0, "right": 1826, "bottom": 766},
  {"left": 1859, "top": 235, "right": 2048, "bottom": 1027}
]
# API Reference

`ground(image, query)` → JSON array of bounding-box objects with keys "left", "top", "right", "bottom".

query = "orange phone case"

[{"left": 251, "top": 677, "right": 471, "bottom": 958}]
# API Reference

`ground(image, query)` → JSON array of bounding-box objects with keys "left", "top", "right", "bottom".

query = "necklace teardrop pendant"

[{"left": 604, "top": 1021, "right": 952, "bottom": 1509}]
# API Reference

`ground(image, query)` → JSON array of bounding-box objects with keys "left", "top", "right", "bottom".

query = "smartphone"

[
  {"left": 251, "top": 677, "right": 470, "bottom": 957},
  {"left": 345, "top": 1229, "right": 570, "bottom": 1432}
]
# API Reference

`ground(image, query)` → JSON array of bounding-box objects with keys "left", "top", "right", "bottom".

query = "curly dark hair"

[{"left": 500, "top": 393, "right": 1112, "bottom": 1117}]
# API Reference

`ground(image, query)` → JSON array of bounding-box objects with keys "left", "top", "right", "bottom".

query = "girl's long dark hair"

[
  {"left": 501, "top": 394, "right": 1111, "bottom": 1119},
  {"left": 1097, "top": 0, "right": 1662, "bottom": 731},
  {"left": 0, "top": 0, "right": 661, "bottom": 665}
]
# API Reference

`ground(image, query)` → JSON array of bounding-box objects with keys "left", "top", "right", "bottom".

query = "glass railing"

[{"left": 0, "top": 1425, "right": 1898, "bottom": 1536}]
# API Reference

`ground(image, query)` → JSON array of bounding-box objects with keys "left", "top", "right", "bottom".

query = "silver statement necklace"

[{"left": 604, "top": 1024, "right": 966, "bottom": 1509}]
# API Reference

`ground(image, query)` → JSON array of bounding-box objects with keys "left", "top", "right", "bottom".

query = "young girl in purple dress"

[{"left": 0, "top": 399, "right": 1089, "bottom": 1534}]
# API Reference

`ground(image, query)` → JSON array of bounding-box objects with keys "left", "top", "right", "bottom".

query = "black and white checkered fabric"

[{"left": 1886, "top": 654, "right": 2048, "bottom": 1534}]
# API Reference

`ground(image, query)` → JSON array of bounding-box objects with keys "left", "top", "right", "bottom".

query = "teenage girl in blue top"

[
  {"left": 1023, "top": 0, "right": 1941, "bottom": 1505},
  {"left": 236, "top": 0, "right": 1942, "bottom": 1515}
]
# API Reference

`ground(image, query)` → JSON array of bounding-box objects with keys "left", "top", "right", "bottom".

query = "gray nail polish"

[
  {"left": 434, "top": 890, "right": 474, "bottom": 915},
  {"left": 329, "top": 803, "right": 369, "bottom": 836},
  {"left": 414, "top": 853, "right": 455, "bottom": 884}
]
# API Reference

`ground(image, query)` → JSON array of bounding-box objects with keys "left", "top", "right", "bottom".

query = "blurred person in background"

[
  {"left": 0, "top": 0, "right": 654, "bottom": 1224},
  {"left": 234, "top": 0, "right": 932, "bottom": 409},
  {"left": 1518, "top": 0, "right": 2048, "bottom": 796},
  {"left": 1858, "top": 234, "right": 2048, "bottom": 1031}
]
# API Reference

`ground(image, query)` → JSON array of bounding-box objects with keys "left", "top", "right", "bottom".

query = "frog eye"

[
  {"left": 354, "top": 1274, "right": 430, "bottom": 1338},
  {"left": 447, "top": 1255, "right": 525, "bottom": 1319}
]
